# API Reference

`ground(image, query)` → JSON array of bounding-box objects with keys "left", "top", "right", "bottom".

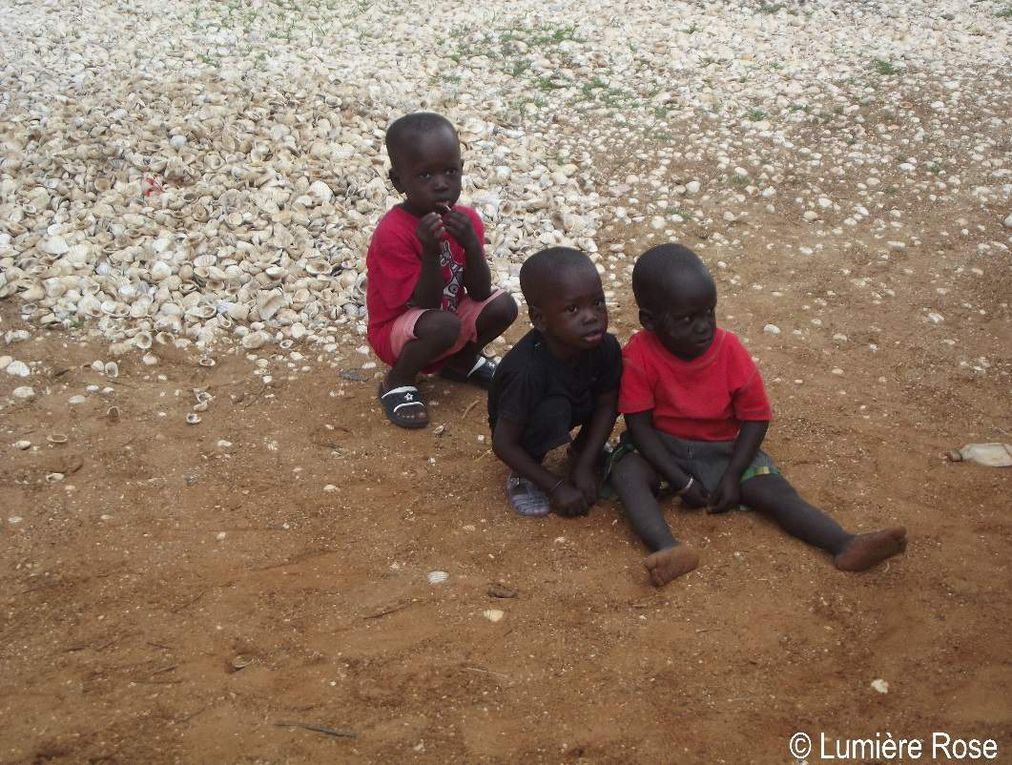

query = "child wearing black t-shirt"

[{"left": 488, "top": 248, "right": 621, "bottom": 517}]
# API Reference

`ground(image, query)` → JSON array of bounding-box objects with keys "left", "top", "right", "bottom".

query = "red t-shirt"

[
  {"left": 365, "top": 204, "right": 485, "bottom": 363},
  {"left": 619, "top": 328, "right": 772, "bottom": 441}
]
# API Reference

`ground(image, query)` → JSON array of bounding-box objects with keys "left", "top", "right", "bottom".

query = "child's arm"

[
  {"left": 625, "top": 412, "right": 710, "bottom": 508},
  {"left": 443, "top": 211, "right": 492, "bottom": 301},
  {"left": 569, "top": 390, "right": 618, "bottom": 505},
  {"left": 492, "top": 419, "right": 589, "bottom": 516},
  {"left": 411, "top": 214, "right": 450, "bottom": 308},
  {"left": 709, "top": 420, "right": 769, "bottom": 513}
]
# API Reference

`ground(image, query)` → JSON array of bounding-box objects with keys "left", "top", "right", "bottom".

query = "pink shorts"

[{"left": 380, "top": 289, "right": 505, "bottom": 370}]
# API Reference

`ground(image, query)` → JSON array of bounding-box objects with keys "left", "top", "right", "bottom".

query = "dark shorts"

[
  {"left": 604, "top": 430, "right": 780, "bottom": 496},
  {"left": 516, "top": 395, "right": 592, "bottom": 460}
]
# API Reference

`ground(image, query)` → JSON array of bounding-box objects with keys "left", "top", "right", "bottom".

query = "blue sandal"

[{"left": 378, "top": 384, "right": 429, "bottom": 429}]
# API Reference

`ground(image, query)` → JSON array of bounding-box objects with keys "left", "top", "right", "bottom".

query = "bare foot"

[
  {"left": 834, "top": 527, "right": 907, "bottom": 571},
  {"left": 645, "top": 544, "right": 700, "bottom": 587}
]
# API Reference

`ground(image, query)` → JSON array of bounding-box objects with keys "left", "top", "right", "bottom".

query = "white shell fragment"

[
  {"left": 427, "top": 570, "right": 449, "bottom": 585},
  {"left": 12, "top": 386, "right": 35, "bottom": 400},
  {"left": 871, "top": 678, "right": 890, "bottom": 694},
  {"left": 186, "top": 413, "right": 202, "bottom": 425},
  {"left": 14, "top": 440, "right": 32, "bottom": 450},
  {"left": 483, "top": 609, "right": 505, "bottom": 623},
  {"left": 5, "top": 361, "right": 30, "bottom": 377}
]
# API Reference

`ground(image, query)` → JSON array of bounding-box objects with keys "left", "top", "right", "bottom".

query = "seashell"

[
  {"left": 482, "top": 609, "right": 505, "bottom": 623},
  {"left": 241, "top": 331, "right": 270, "bottom": 350},
  {"left": 21, "top": 284, "right": 45, "bottom": 302},
  {"left": 104, "top": 361, "right": 119, "bottom": 378},
  {"left": 15, "top": 440, "right": 32, "bottom": 450},
  {"left": 149, "top": 261, "right": 173, "bottom": 282},
  {"left": 264, "top": 265, "right": 286, "bottom": 281},
  {"left": 256, "top": 291, "right": 285, "bottom": 321},
  {"left": 47, "top": 433, "right": 69, "bottom": 445},
  {"left": 106, "top": 406, "right": 120, "bottom": 421},
  {"left": 6, "top": 360, "right": 31, "bottom": 377},
  {"left": 133, "top": 331, "right": 153, "bottom": 350},
  {"left": 308, "top": 180, "right": 334, "bottom": 202},
  {"left": 186, "top": 303, "right": 217, "bottom": 320},
  {"left": 278, "top": 338, "right": 294, "bottom": 350},
  {"left": 40, "top": 236, "right": 70, "bottom": 255},
  {"left": 129, "top": 299, "right": 152, "bottom": 319},
  {"left": 228, "top": 302, "right": 251, "bottom": 322},
  {"left": 186, "top": 413, "right": 202, "bottom": 425},
  {"left": 427, "top": 570, "right": 449, "bottom": 585},
  {"left": 154, "top": 331, "right": 174, "bottom": 346},
  {"left": 192, "top": 401, "right": 209, "bottom": 413},
  {"left": 198, "top": 357, "right": 216, "bottom": 367},
  {"left": 305, "top": 259, "right": 332, "bottom": 276},
  {"left": 142, "top": 353, "right": 159, "bottom": 366},
  {"left": 46, "top": 472, "right": 65, "bottom": 483}
]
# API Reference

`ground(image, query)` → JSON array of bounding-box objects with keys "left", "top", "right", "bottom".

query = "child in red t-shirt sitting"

[
  {"left": 609, "top": 243, "right": 907, "bottom": 587},
  {"left": 365, "top": 112, "right": 518, "bottom": 429}
]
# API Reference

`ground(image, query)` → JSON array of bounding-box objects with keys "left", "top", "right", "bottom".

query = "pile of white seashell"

[{"left": 0, "top": 99, "right": 600, "bottom": 355}]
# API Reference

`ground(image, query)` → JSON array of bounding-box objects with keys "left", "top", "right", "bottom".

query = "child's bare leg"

[
  {"left": 386, "top": 310, "right": 460, "bottom": 391},
  {"left": 611, "top": 453, "right": 699, "bottom": 586},
  {"left": 741, "top": 474, "right": 906, "bottom": 571},
  {"left": 442, "top": 293, "right": 518, "bottom": 374}
]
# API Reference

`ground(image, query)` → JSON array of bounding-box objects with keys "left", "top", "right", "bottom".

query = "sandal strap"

[
  {"left": 380, "top": 385, "right": 419, "bottom": 400},
  {"left": 466, "top": 356, "right": 490, "bottom": 377}
]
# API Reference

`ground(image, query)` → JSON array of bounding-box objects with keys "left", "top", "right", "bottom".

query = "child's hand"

[
  {"left": 551, "top": 481, "right": 589, "bottom": 517},
  {"left": 707, "top": 475, "right": 740, "bottom": 514},
  {"left": 442, "top": 210, "right": 481, "bottom": 254},
  {"left": 570, "top": 464, "right": 599, "bottom": 506},
  {"left": 678, "top": 477, "right": 710, "bottom": 509},
  {"left": 416, "top": 212, "right": 446, "bottom": 256}
]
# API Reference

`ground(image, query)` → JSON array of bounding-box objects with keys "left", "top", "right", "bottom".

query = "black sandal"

[
  {"left": 439, "top": 356, "right": 498, "bottom": 389},
  {"left": 378, "top": 384, "right": 429, "bottom": 429}
]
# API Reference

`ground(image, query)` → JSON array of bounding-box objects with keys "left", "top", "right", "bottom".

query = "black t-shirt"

[{"left": 488, "top": 329, "right": 623, "bottom": 430}]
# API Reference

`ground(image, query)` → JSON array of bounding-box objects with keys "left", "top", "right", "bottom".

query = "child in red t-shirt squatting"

[
  {"left": 608, "top": 244, "right": 907, "bottom": 587},
  {"left": 365, "top": 112, "right": 518, "bottom": 429}
]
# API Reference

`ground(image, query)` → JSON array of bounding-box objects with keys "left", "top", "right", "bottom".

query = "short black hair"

[
  {"left": 385, "top": 112, "right": 456, "bottom": 166},
  {"left": 632, "top": 243, "right": 714, "bottom": 313},
  {"left": 519, "top": 247, "right": 597, "bottom": 307}
]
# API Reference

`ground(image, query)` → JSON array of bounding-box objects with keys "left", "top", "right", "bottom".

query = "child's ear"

[
  {"left": 639, "top": 308, "right": 657, "bottom": 332},
  {"left": 388, "top": 167, "right": 404, "bottom": 194},
  {"left": 529, "top": 305, "right": 545, "bottom": 331}
]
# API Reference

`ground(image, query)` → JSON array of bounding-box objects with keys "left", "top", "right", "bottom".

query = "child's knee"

[
  {"left": 612, "top": 453, "right": 654, "bottom": 490},
  {"left": 489, "top": 292, "right": 519, "bottom": 327},
  {"left": 416, "top": 310, "right": 462, "bottom": 350}
]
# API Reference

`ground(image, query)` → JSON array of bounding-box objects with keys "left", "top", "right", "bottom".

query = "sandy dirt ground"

[{"left": 2, "top": 196, "right": 1010, "bottom": 764}]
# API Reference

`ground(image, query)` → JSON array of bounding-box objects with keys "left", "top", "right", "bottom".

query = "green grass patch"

[{"left": 873, "top": 58, "right": 900, "bottom": 75}]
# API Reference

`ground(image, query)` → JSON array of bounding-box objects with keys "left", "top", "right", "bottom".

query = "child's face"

[
  {"left": 388, "top": 126, "right": 463, "bottom": 216},
  {"left": 531, "top": 267, "right": 608, "bottom": 359},
  {"left": 645, "top": 279, "right": 717, "bottom": 361}
]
